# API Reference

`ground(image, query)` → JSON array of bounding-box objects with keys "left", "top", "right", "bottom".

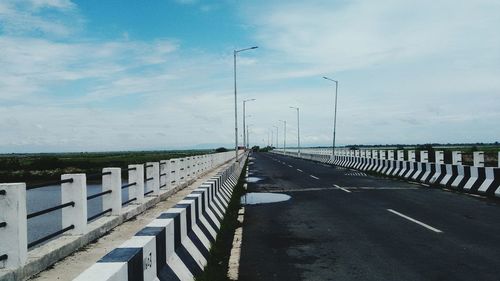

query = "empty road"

[{"left": 238, "top": 152, "right": 500, "bottom": 281}]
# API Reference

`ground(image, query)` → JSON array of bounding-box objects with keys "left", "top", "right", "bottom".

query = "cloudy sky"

[{"left": 0, "top": 0, "right": 499, "bottom": 153}]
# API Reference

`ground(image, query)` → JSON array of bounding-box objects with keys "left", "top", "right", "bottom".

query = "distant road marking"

[
  {"left": 387, "top": 209, "right": 443, "bottom": 233},
  {"left": 288, "top": 165, "right": 293, "bottom": 168},
  {"left": 333, "top": 184, "right": 351, "bottom": 193},
  {"left": 297, "top": 169, "right": 303, "bottom": 173},
  {"left": 310, "top": 175, "right": 320, "bottom": 180}
]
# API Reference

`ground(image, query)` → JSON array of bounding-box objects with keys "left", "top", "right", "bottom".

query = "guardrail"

[
  {"left": 273, "top": 148, "right": 500, "bottom": 198},
  {"left": 0, "top": 151, "right": 239, "bottom": 277}
]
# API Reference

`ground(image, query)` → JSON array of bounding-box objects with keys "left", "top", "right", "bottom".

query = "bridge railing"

[
  {"left": 271, "top": 148, "right": 500, "bottom": 198},
  {"left": 0, "top": 151, "right": 238, "bottom": 272}
]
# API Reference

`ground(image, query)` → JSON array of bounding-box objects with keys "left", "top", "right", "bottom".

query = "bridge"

[{"left": 1, "top": 147, "right": 500, "bottom": 280}]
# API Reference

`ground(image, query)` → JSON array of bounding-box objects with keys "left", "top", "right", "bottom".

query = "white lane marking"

[
  {"left": 228, "top": 207, "right": 245, "bottom": 280},
  {"left": 297, "top": 169, "right": 303, "bottom": 173},
  {"left": 310, "top": 175, "right": 320, "bottom": 180},
  {"left": 333, "top": 184, "right": 351, "bottom": 193},
  {"left": 387, "top": 209, "right": 443, "bottom": 233},
  {"left": 288, "top": 165, "right": 293, "bottom": 168}
]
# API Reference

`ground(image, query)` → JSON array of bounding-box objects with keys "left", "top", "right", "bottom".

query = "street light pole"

[
  {"left": 290, "top": 106, "right": 300, "bottom": 156},
  {"left": 271, "top": 129, "right": 274, "bottom": 147},
  {"left": 273, "top": 126, "right": 279, "bottom": 151},
  {"left": 243, "top": 98, "right": 256, "bottom": 149},
  {"left": 279, "top": 120, "right": 287, "bottom": 154},
  {"left": 323, "top": 76, "right": 339, "bottom": 159},
  {"left": 234, "top": 46, "right": 258, "bottom": 161}
]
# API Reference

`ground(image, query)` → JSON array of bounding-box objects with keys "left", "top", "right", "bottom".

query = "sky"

[{"left": 0, "top": 0, "right": 499, "bottom": 153}]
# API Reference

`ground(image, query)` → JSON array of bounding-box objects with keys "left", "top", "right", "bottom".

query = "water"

[
  {"left": 240, "top": 192, "right": 291, "bottom": 205},
  {"left": 26, "top": 183, "right": 130, "bottom": 245},
  {"left": 246, "top": 177, "right": 263, "bottom": 183}
]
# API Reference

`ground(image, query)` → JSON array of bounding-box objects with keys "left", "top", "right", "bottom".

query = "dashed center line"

[
  {"left": 296, "top": 169, "right": 303, "bottom": 173},
  {"left": 310, "top": 175, "right": 320, "bottom": 180},
  {"left": 387, "top": 209, "right": 443, "bottom": 233},
  {"left": 333, "top": 184, "right": 351, "bottom": 193},
  {"left": 288, "top": 165, "right": 293, "bottom": 168}
]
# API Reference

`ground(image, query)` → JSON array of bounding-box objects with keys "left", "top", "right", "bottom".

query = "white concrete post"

[
  {"left": 146, "top": 162, "right": 160, "bottom": 196},
  {"left": 61, "top": 174, "right": 87, "bottom": 235},
  {"left": 361, "top": 150, "right": 366, "bottom": 158},
  {"left": 367, "top": 150, "right": 372, "bottom": 158},
  {"left": 408, "top": 150, "right": 416, "bottom": 162},
  {"left": 0, "top": 183, "right": 27, "bottom": 269},
  {"left": 179, "top": 158, "right": 186, "bottom": 183},
  {"left": 473, "top": 151, "right": 485, "bottom": 167},
  {"left": 435, "top": 151, "right": 444, "bottom": 164},
  {"left": 128, "top": 164, "right": 144, "bottom": 204},
  {"left": 159, "top": 160, "right": 167, "bottom": 189},
  {"left": 355, "top": 150, "right": 360, "bottom": 157},
  {"left": 379, "top": 150, "right": 386, "bottom": 160},
  {"left": 102, "top": 168, "right": 122, "bottom": 216},
  {"left": 372, "top": 150, "right": 378, "bottom": 159},
  {"left": 452, "top": 151, "right": 462, "bottom": 165},
  {"left": 420, "top": 151, "right": 429, "bottom": 163},
  {"left": 397, "top": 150, "right": 404, "bottom": 161},
  {"left": 388, "top": 150, "right": 395, "bottom": 160}
]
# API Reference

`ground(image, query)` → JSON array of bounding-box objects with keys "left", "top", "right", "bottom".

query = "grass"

[
  {"left": 0, "top": 149, "right": 214, "bottom": 184},
  {"left": 195, "top": 160, "right": 247, "bottom": 281}
]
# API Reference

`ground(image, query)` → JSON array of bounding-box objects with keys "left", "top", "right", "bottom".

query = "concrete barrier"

[
  {"left": 0, "top": 151, "right": 242, "bottom": 281},
  {"left": 272, "top": 148, "right": 500, "bottom": 199},
  {"left": 74, "top": 153, "right": 247, "bottom": 281}
]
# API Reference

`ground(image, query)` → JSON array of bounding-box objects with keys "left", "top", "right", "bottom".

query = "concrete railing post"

[
  {"left": 408, "top": 150, "right": 416, "bottom": 162},
  {"left": 397, "top": 150, "right": 404, "bottom": 161},
  {"left": 379, "top": 150, "right": 386, "bottom": 160},
  {"left": 0, "top": 183, "right": 27, "bottom": 269},
  {"left": 367, "top": 150, "right": 372, "bottom": 158},
  {"left": 61, "top": 174, "right": 87, "bottom": 235},
  {"left": 128, "top": 164, "right": 144, "bottom": 204},
  {"left": 452, "top": 151, "right": 462, "bottom": 165},
  {"left": 473, "top": 151, "right": 485, "bottom": 167},
  {"left": 102, "top": 168, "right": 122, "bottom": 216},
  {"left": 146, "top": 162, "right": 160, "bottom": 196},
  {"left": 372, "top": 150, "right": 378, "bottom": 159},
  {"left": 159, "top": 160, "right": 168, "bottom": 189},
  {"left": 388, "top": 150, "right": 395, "bottom": 160},
  {"left": 420, "top": 151, "right": 429, "bottom": 163},
  {"left": 435, "top": 151, "right": 444, "bottom": 164}
]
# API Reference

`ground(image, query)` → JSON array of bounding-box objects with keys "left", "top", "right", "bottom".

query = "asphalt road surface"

[{"left": 238, "top": 152, "right": 500, "bottom": 281}]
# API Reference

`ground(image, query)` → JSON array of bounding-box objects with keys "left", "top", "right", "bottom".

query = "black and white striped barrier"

[
  {"left": 74, "top": 155, "right": 247, "bottom": 281},
  {"left": 275, "top": 149, "right": 500, "bottom": 199}
]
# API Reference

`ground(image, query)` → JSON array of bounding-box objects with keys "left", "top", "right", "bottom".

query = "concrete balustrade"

[
  {"left": 128, "top": 164, "right": 145, "bottom": 204},
  {"left": 395, "top": 150, "right": 403, "bottom": 161},
  {"left": 275, "top": 147, "right": 500, "bottom": 200},
  {"left": 0, "top": 183, "right": 27, "bottom": 269},
  {"left": 435, "top": 151, "right": 444, "bottom": 164},
  {"left": 473, "top": 151, "right": 485, "bottom": 167},
  {"left": 146, "top": 162, "right": 160, "bottom": 196},
  {"left": 102, "top": 168, "right": 122, "bottom": 216},
  {"left": 61, "top": 174, "right": 88, "bottom": 235},
  {"left": 0, "top": 151, "right": 239, "bottom": 280},
  {"left": 452, "top": 151, "right": 462, "bottom": 165}
]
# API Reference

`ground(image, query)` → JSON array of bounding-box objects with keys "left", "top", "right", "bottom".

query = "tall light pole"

[
  {"left": 243, "top": 98, "right": 256, "bottom": 149},
  {"left": 279, "top": 120, "right": 287, "bottom": 154},
  {"left": 271, "top": 129, "right": 274, "bottom": 147},
  {"left": 234, "top": 46, "right": 258, "bottom": 160},
  {"left": 323, "top": 76, "right": 339, "bottom": 159},
  {"left": 246, "top": 124, "right": 253, "bottom": 148},
  {"left": 290, "top": 106, "right": 300, "bottom": 156},
  {"left": 273, "top": 125, "right": 279, "bottom": 150}
]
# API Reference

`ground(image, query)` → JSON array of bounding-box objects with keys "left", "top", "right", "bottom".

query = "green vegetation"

[
  {"left": 196, "top": 160, "right": 247, "bottom": 281},
  {"left": 0, "top": 150, "right": 215, "bottom": 184}
]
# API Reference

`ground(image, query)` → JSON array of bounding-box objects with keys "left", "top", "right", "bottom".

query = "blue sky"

[{"left": 0, "top": 0, "right": 499, "bottom": 152}]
